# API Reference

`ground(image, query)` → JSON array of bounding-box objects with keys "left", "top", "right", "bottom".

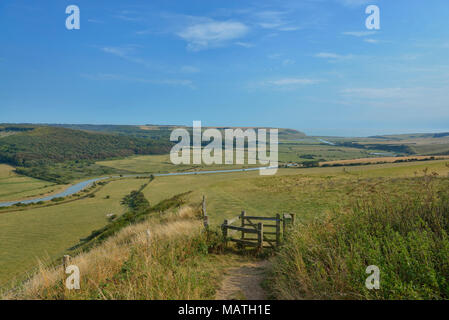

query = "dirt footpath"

[{"left": 215, "top": 260, "right": 271, "bottom": 300}]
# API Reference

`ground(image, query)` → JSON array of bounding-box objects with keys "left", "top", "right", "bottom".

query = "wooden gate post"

[
  {"left": 257, "top": 223, "right": 263, "bottom": 250},
  {"left": 222, "top": 220, "right": 228, "bottom": 247},
  {"left": 276, "top": 213, "right": 281, "bottom": 247},
  {"left": 240, "top": 211, "right": 246, "bottom": 240}
]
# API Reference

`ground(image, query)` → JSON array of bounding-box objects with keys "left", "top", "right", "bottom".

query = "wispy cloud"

[
  {"left": 87, "top": 19, "right": 104, "bottom": 24},
  {"left": 100, "top": 45, "right": 156, "bottom": 69},
  {"left": 342, "top": 31, "right": 376, "bottom": 37},
  {"left": 253, "top": 78, "right": 321, "bottom": 90},
  {"left": 315, "top": 52, "right": 354, "bottom": 60},
  {"left": 177, "top": 20, "right": 249, "bottom": 51},
  {"left": 235, "top": 41, "right": 255, "bottom": 48},
  {"left": 113, "top": 10, "right": 142, "bottom": 22},
  {"left": 253, "top": 10, "right": 301, "bottom": 32},
  {"left": 101, "top": 46, "right": 134, "bottom": 58},
  {"left": 341, "top": 87, "right": 409, "bottom": 99},
  {"left": 267, "top": 78, "right": 320, "bottom": 86},
  {"left": 267, "top": 53, "right": 295, "bottom": 66}
]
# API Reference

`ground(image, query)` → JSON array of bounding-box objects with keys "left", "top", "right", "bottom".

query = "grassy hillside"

[
  {"left": 5, "top": 203, "right": 241, "bottom": 300},
  {"left": 270, "top": 174, "right": 449, "bottom": 299},
  {"left": 0, "top": 125, "right": 172, "bottom": 167},
  {"left": 0, "top": 125, "right": 173, "bottom": 183}
]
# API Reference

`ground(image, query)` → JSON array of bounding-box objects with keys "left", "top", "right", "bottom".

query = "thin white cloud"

[
  {"left": 341, "top": 88, "right": 409, "bottom": 99},
  {"left": 364, "top": 38, "right": 380, "bottom": 44},
  {"left": 112, "top": 10, "right": 142, "bottom": 22},
  {"left": 100, "top": 45, "right": 156, "bottom": 69},
  {"left": 235, "top": 41, "right": 254, "bottom": 48},
  {"left": 253, "top": 10, "right": 301, "bottom": 32},
  {"left": 268, "top": 53, "right": 282, "bottom": 59},
  {"left": 101, "top": 46, "right": 133, "bottom": 58},
  {"left": 268, "top": 78, "right": 320, "bottom": 86},
  {"left": 254, "top": 78, "right": 322, "bottom": 90},
  {"left": 87, "top": 19, "right": 103, "bottom": 24},
  {"left": 315, "top": 52, "right": 354, "bottom": 60},
  {"left": 266, "top": 53, "right": 294, "bottom": 66},
  {"left": 343, "top": 31, "right": 376, "bottom": 37},
  {"left": 177, "top": 20, "right": 249, "bottom": 51}
]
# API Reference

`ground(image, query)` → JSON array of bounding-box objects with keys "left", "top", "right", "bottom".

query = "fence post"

[
  {"left": 282, "top": 213, "right": 286, "bottom": 239},
  {"left": 291, "top": 213, "right": 296, "bottom": 225},
  {"left": 63, "top": 255, "right": 71, "bottom": 271},
  {"left": 276, "top": 213, "right": 281, "bottom": 247},
  {"left": 222, "top": 220, "right": 228, "bottom": 247},
  {"left": 202, "top": 195, "right": 206, "bottom": 217},
  {"left": 257, "top": 223, "right": 263, "bottom": 250},
  {"left": 203, "top": 215, "right": 209, "bottom": 229},
  {"left": 146, "top": 229, "right": 151, "bottom": 245},
  {"left": 240, "top": 211, "right": 246, "bottom": 240}
]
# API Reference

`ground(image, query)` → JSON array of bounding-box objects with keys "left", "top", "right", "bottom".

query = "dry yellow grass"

[{"left": 3, "top": 205, "right": 210, "bottom": 300}]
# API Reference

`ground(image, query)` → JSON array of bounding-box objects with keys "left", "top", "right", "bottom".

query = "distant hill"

[
  {"left": 0, "top": 125, "right": 172, "bottom": 167},
  {"left": 46, "top": 123, "right": 306, "bottom": 140},
  {"left": 369, "top": 132, "right": 449, "bottom": 140}
]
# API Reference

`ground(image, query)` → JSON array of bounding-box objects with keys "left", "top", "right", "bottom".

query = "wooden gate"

[{"left": 221, "top": 211, "right": 295, "bottom": 250}]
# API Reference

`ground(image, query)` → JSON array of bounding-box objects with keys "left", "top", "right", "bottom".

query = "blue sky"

[{"left": 1, "top": 0, "right": 448, "bottom": 136}]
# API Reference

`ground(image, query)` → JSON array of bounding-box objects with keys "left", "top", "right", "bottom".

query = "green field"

[
  {"left": 0, "top": 164, "right": 61, "bottom": 201},
  {"left": 98, "top": 153, "right": 260, "bottom": 174},
  {"left": 143, "top": 160, "right": 449, "bottom": 225},
  {"left": 0, "top": 177, "right": 147, "bottom": 285}
]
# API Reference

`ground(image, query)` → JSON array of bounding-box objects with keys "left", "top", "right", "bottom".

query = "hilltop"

[{"left": 46, "top": 123, "right": 306, "bottom": 140}]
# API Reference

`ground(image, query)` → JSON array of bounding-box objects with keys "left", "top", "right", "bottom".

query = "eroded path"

[{"left": 215, "top": 260, "right": 270, "bottom": 300}]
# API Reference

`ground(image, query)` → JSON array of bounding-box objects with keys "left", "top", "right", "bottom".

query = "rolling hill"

[{"left": 0, "top": 125, "right": 172, "bottom": 167}]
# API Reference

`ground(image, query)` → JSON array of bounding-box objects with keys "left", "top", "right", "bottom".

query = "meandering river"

[{"left": 0, "top": 167, "right": 272, "bottom": 208}]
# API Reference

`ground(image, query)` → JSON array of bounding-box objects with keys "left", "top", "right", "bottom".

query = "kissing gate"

[{"left": 221, "top": 211, "right": 295, "bottom": 250}]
